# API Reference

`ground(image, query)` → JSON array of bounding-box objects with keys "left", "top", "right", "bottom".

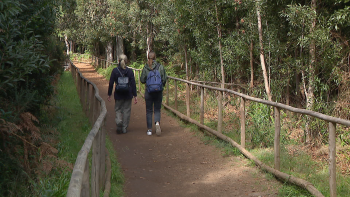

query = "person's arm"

[
  {"left": 140, "top": 66, "right": 147, "bottom": 84},
  {"left": 129, "top": 69, "right": 137, "bottom": 97},
  {"left": 128, "top": 69, "right": 138, "bottom": 104},
  {"left": 160, "top": 65, "right": 167, "bottom": 86},
  {"left": 107, "top": 69, "right": 115, "bottom": 102}
]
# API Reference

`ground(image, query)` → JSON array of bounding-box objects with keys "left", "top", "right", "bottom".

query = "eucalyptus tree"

[
  {"left": 58, "top": 0, "right": 78, "bottom": 53},
  {"left": 70, "top": 0, "right": 111, "bottom": 57},
  {"left": 280, "top": 0, "right": 350, "bottom": 143}
]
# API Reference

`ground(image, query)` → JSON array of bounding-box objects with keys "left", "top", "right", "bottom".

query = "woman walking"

[
  {"left": 140, "top": 51, "right": 167, "bottom": 136},
  {"left": 108, "top": 54, "right": 138, "bottom": 134}
]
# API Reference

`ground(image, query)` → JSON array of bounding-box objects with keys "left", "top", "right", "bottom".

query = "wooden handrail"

[
  {"left": 168, "top": 76, "right": 350, "bottom": 126},
  {"left": 66, "top": 59, "right": 109, "bottom": 197}
]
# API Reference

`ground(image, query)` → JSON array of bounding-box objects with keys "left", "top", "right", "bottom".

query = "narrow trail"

[{"left": 73, "top": 62, "right": 282, "bottom": 197}]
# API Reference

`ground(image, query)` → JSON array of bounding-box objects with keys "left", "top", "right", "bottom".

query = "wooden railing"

[
  {"left": 81, "top": 54, "right": 349, "bottom": 197},
  {"left": 66, "top": 59, "right": 110, "bottom": 197},
  {"left": 163, "top": 77, "right": 348, "bottom": 197}
]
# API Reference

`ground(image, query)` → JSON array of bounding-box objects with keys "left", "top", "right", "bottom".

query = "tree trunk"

[
  {"left": 286, "top": 67, "right": 290, "bottom": 106},
  {"left": 305, "top": 0, "right": 317, "bottom": 144},
  {"left": 184, "top": 45, "right": 190, "bottom": 117},
  {"left": 70, "top": 41, "right": 73, "bottom": 53},
  {"left": 116, "top": 36, "right": 124, "bottom": 61},
  {"left": 250, "top": 40, "right": 254, "bottom": 88},
  {"left": 65, "top": 35, "right": 70, "bottom": 55},
  {"left": 146, "top": 22, "right": 153, "bottom": 58},
  {"left": 106, "top": 41, "right": 113, "bottom": 63},
  {"left": 215, "top": 1, "right": 224, "bottom": 133},
  {"left": 95, "top": 42, "right": 99, "bottom": 57},
  {"left": 256, "top": 0, "right": 272, "bottom": 101},
  {"left": 132, "top": 31, "right": 137, "bottom": 61}
]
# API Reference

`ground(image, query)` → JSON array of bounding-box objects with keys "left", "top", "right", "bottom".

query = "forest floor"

[{"left": 73, "top": 61, "right": 283, "bottom": 197}]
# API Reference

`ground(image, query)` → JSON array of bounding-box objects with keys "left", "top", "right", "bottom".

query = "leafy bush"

[{"left": 0, "top": 0, "right": 64, "bottom": 196}]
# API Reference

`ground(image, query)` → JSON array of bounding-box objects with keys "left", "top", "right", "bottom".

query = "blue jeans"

[{"left": 145, "top": 91, "right": 163, "bottom": 129}]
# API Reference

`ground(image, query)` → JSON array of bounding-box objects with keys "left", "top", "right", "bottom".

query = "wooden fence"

[
  {"left": 76, "top": 53, "right": 350, "bottom": 197},
  {"left": 66, "top": 59, "right": 110, "bottom": 197}
]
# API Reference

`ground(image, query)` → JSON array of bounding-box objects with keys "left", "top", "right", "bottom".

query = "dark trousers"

[
  {"left": 114, "top": 99, "right": 132, "bottom": 133},
  {"left": 145, "top": 90, "right": 163, "bottom": 129}
]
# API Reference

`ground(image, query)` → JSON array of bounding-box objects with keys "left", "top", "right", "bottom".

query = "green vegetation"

[
  {"left": 1, "top": 0, "right": 66, "bottom": 195},
  {"left": 49, "top": 71, "right": 124, "bottom": 197},
  {"left": 2, "top": 0, "right": 350, "bottom": 196}
]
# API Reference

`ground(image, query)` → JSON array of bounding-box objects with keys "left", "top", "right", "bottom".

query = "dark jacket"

[
  {"left": 140, "top": 60, "right": 167, "bottom": 87},
  {"left": 108, "top": 64, "right": 137, "bottom": 100}
]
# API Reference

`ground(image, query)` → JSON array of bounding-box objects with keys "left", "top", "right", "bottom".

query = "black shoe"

[{"left": 116, "top": 127, "right": 123, "bottom": 134}]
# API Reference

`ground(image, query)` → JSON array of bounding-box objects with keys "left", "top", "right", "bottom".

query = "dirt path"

[{"left": 73, "top": 62, "right": 282, "bottom": 197}]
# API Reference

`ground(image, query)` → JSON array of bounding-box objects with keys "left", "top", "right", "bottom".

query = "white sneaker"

[
  {"left": 155, "top": 122, "right": 161, "bottom": 136},
  {"left": 147, "top": 129, "right": 152, "bottom": 136}
]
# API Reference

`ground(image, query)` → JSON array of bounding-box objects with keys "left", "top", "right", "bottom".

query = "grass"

[
  {"left": 36, "top": 71, "right": 124, "bottom": 196},
  {"left": 105, "top": 137, "right": 124, "bottom": 196},
  {"left": 251, "top": 146, "right": 350, "bottom": 197}
]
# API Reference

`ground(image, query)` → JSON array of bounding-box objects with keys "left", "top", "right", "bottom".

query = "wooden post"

[
  {"left": 329, "top": 122, "right": 337, "bottom": 197},
  {"left": 77, "top": 76, "right": 81, "bottom": 102},
  {"left": 200, "top": 87, "right": 204, "bottom": 125},
  {"left": 89, "top": 85, "right": 95, "bottom": 126},
  {"left": 166, "top": 80, "right": 169, "bottom": 105},
  {"left": 99, "top": 120, "right": 106, "bottom": 190},
  {"left": 96, "top": 101, "right": 100, "bottom": 123},
  {"left": 81, "top": 158, "right": 90, "bottom": 197},
  {"left": 217, "top": 91, "right": 223, "bottom": 133},
  {"left": 240, "top": 97, "right": 246, "bottom": 148},
  {"left": 92, "top": 129, "right": 101, "bottom": 197},
  {"left": 86, "top": 83, "right": 90, "bottom": 117},
  {"left": 174, "top": 80, "right": 178, "bottom": 110},
  {"left": 274, "top": 107, "right": 281, "bottom": 171},
  {"left": 94, "top": 96, "right": 98, "bottom": 123},
  {"left": 186, "top": 83, "right": 190, "bottom": 117},
  {"left": 80, "top": 78, "right": 84, "bottom": 107},
  {"left": 82, "top": 80, "right": 86, "bottom": 113},
  {"left": 138, "top": 70, "right": 141, "bottom": 93}
]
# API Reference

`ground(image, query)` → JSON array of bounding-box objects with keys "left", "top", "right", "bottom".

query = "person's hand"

[
  {"left": 134, "top": 97, "right": 138, "bottom": 104},
  {"left": 107, "top": 96, "right": 111, "bottom": 102}
]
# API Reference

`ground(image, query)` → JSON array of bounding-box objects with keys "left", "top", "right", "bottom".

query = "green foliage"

[
  {"left": 35, "top": 71, "right": 91, "bottom": 196},
  {"left": 97, "top": 64, "right": 115, "bottom": 80},
  {"left": 0, "top": 0, "right": 63, "bottom": 119},
  {"left": 105, "top": 137, "right": 124, "bottom": 196},
  {"left": 253, "top": 145, "right": 350, "bottom": 197},
  {"left": 0, "top": 1, "right": 66, "bottom": 195},
  {"left": 246, "top": 102, "right": 274, "bottom": 148}
]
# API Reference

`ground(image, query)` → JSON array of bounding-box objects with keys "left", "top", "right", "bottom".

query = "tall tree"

[{"left": 256, "top": 0, "right": 272, "bottom": 101}]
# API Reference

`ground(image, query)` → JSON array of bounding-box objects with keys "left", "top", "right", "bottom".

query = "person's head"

[
  {"left": 148, "top": 51, "right": 156, "bottom": 68},
  {"left": 119, "top": 54, "right": 128, "bottom": 69}
]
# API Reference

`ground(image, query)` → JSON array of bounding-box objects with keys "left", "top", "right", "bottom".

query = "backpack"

[
  {"left": 146, "top": 64, "right": 163, "bottom": 93},
  {"left": 115, "top": 67, "right": 130, "bottom": 92}
]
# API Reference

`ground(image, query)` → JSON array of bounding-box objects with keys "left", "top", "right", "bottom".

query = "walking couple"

[{"left": 107, "top": 51, "right": 168, "bottom": 136}]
